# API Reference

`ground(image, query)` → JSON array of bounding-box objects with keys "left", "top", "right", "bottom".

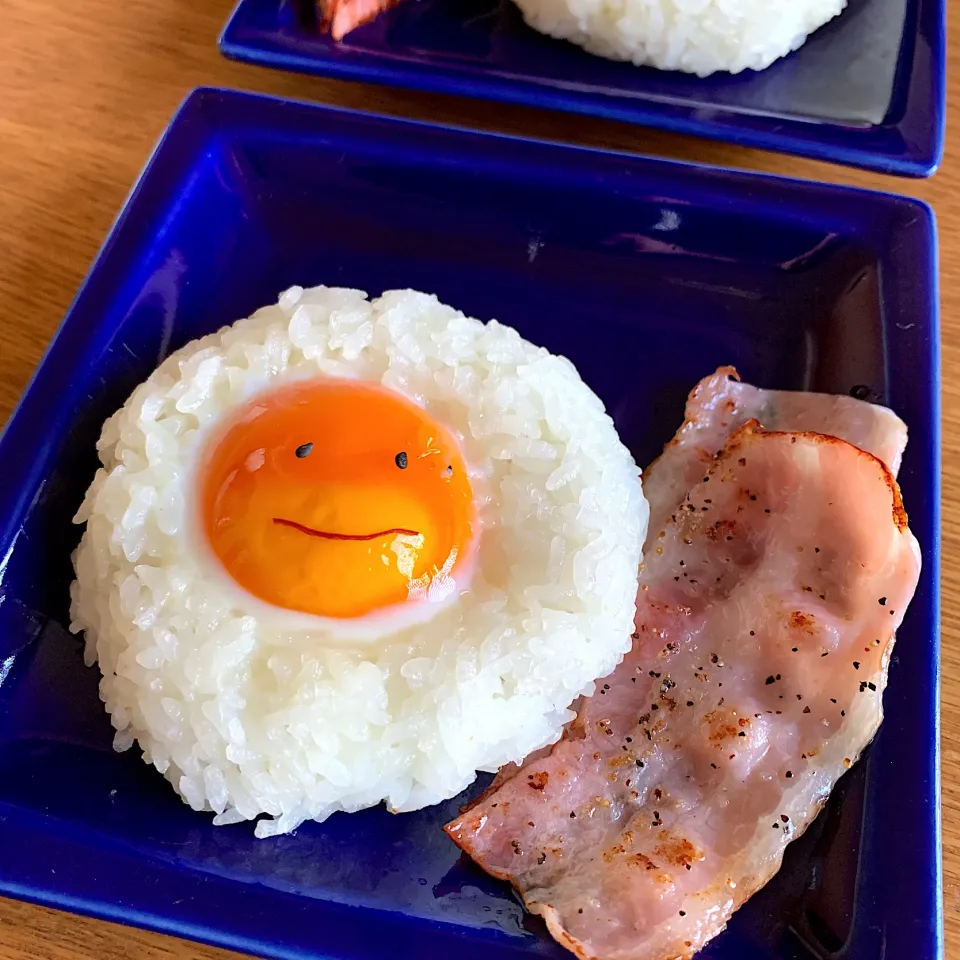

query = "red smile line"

[{"left": 272, "top": 518, "right": 420, "bottom": 541}]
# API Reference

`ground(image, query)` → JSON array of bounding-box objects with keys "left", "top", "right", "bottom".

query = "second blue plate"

[{"left": 220, "top": 0, "right": 944, "bottom": 176}]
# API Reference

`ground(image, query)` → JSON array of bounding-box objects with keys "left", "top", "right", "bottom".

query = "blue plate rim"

[
  {"left": 218, "top": 0, "right": 945, "bottom": 178},
  {"left": 0, "top": 85, "right": 943, "bottom": 960}
]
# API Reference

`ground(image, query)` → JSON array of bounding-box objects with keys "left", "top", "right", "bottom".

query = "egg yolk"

[{"left": 200, "top": 380, "right": 475, "bottom": 619}]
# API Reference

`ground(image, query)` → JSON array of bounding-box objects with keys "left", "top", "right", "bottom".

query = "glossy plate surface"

[
  {"left": 219, "top": 0, "right": 945, "bottom": 176},
  {"left": 0, "top": 87, "right": 941, "bottom": 960}
]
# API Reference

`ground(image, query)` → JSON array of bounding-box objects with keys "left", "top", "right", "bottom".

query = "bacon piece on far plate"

[
  {"left": 445, "top": 370, "right": 921, "bottom": 960},
  {"left": 318, "top": 0, "right": 399, "bottom": 40}
]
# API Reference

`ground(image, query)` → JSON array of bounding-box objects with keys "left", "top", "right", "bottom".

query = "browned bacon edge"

[{"left": 318, "top": 0, "right": 401, "bottom": 41}]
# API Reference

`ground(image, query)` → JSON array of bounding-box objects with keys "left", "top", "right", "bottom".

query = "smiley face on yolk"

[{"left": 200, "top": 380, "right": 474, "bottom": 620}]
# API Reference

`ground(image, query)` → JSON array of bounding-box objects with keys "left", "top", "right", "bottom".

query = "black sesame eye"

[
  {"left": 395, "top": 451, "right": 408, "bottom": 469},
  {"left": 295, "top": 443, "right": 314, "bottom": 459}
]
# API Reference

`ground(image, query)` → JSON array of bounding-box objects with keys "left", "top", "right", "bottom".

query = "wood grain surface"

[{"left": 0, "top": 1, "right": 955, "bottom": 958}]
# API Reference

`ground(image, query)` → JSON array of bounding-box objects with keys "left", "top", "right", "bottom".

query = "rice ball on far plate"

[
  {"left": 514, "top": 0, "right": 847, "bottom": 76},
  {"left": 70, "top": 286, "right": 649, "bottom": 838}
]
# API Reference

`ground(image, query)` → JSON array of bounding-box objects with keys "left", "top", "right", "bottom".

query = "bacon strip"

[
  {"left": 318, "top": 0, "right": 399, "bottom": 40},
  {"left": 644, "top": 367, "right": 907, "bottom": 535},
  {"left": 445, "top": 372, "right": 919, "bottom": 960}
]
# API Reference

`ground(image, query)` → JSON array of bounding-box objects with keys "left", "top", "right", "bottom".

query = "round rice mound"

[
  {"left": 513, "top": 0, "right": 847, "bottom": 76},
  {"left": 70, "top": 286, "right": 648, "bottom": 837}
]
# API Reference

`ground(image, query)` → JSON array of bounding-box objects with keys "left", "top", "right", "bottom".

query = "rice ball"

[
  {"left": 514, "top": 0, "right": 847, "bottom": 76},
  {"left": 69, "top": 286, "right": 649, "bottom": 837}
]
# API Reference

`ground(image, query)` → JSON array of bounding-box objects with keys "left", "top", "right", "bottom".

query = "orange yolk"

[{"left": 200, "top": 379, "right": 475, "bottom": 619}]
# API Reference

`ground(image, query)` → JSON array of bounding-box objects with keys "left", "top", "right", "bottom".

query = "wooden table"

[{"left": 0, "top": 1, "right": 956, "bottom": 958}]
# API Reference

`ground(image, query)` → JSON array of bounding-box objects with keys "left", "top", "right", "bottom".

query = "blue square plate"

[
  {"left": 219, "top": 0, "right": 945, "bottom": 177},
  {"left": 0, "top": 87, "right": 941, "bottom": 960}
]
